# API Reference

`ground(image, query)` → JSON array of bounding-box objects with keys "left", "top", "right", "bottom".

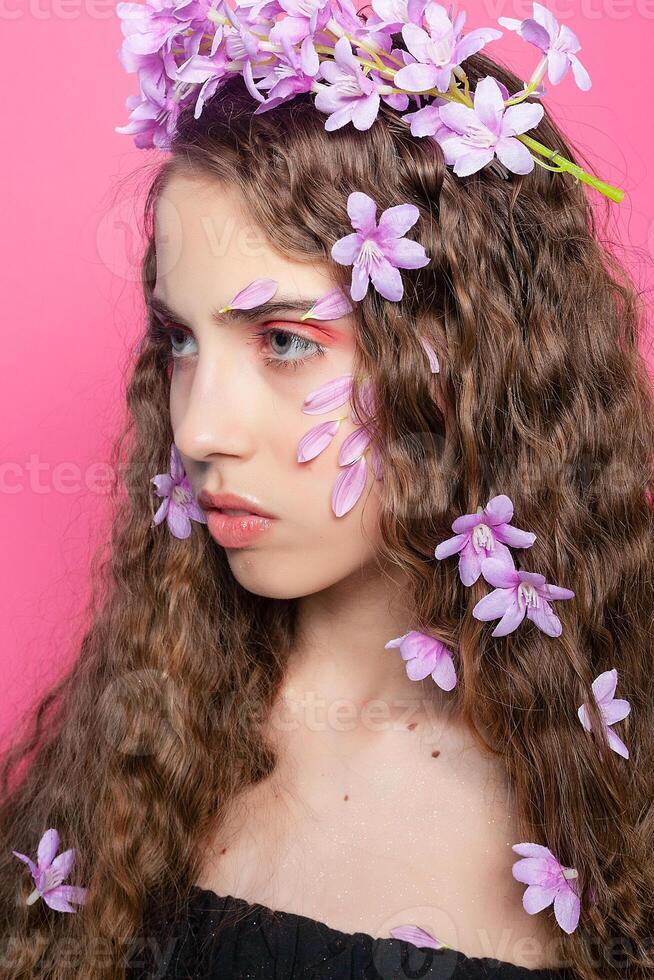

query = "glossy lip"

[
  {"left": 197, "top": 490, "right": 277, "bottom": 519},
  {"left": 205, "top": 510, "right": 275, "bottom": 548}
]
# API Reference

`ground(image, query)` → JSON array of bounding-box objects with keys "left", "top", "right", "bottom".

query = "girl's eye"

[
  {"left": 149, "top": 319, "right": 327, "bottom": 371},
  {"left": 168, "top": 326, "right": 197, "bottom": 358},
  {"left": 248, "top": 326, "right": 327, "bottom": 371}
]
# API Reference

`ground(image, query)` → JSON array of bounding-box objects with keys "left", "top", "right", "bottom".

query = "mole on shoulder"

[
  {"left": 343, "top": 793, "right": 349, "bottom": 801},
  {"left": 431, "top": 750, "right": 440, "bottom": 758},
  {"left": 407, "top": 722, "right": 417, "bottom": 731},
  {"left": 221, "top": 847, "right": 227, "bottom": 854}
]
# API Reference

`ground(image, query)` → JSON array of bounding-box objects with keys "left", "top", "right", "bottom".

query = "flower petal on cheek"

[
  {"left": 331, "top": 456, "right": 368, "bottom": 516},
  {"left": 302, "top": 374, "right": 354, "bottom": 414},
  {"left": 297, "top": 419, "right": 341, "bottom": 462},
  {"left": 337, "top": 425, "right": 370, "bottom": 465}
]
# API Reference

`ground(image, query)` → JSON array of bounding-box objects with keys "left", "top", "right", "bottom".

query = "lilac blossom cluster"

[{"left": 115, "top": 0, "right": 623, "bottom": 201}]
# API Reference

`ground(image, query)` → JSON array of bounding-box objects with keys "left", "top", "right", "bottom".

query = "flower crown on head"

[{"left": 116, "top": 0, "right": 624, "bottom": 203}]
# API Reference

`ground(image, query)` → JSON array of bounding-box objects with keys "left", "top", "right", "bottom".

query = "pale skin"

[{"left": 152, "top": 173, "right": 565, "bottom": 970}]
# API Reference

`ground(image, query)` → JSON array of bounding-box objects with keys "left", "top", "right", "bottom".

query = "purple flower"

[
  {"left": 331, "top": 191, "right": 430, "bottom": 302},
  {"left": 220, "top": 0, "right": 271, "bottom": 102},
  {"left": 251, "top": 35, "right": 321, "bottom": 115},
  {"left": 268, "top": 0, "right": 331, "bottom": 60},
  {"left": 364, "top": 0, "right": 424, "bottom": 35},
  {"left": 498, "top": 2, "right": 591, "bottom": 91},
  {"left": 402, "top": 78, "right": 544, "bottom": 141},
  {"left": 314, "top": 35, "right": 382, "bottom": 131},
  {"left": 176, "top": 46, "right": 231, "bottom": 120},
  {"left": 115, "top": 0, "right": 225, "bottom": 143},
  {"left": 12, "top": 828, "right": 88, "bottom": 913},
  {"left": 434, "top": 75, "right": 544, "bottom": 177},
  {"left": 115, "top": 73, "right": 184, "bottom": 150},
  {"left": 116, "top": 0, "right": 194, "bottom": 61},
  {"left": 511, "top": 842, "right": 580, "bottom": 934},
  {"left": 473, "top": 552, "right": 575, "bottom": 638},
  {"left": 394, "top": 4, "right": 502, "bottom": 94},
  {"left": 151, "top": 443, "right": 207, "bottom": 538},
  {"left": 384, "top": 630, "right": 457, "bottom": 691},
  {"left": 577, "top": 668, "right": 631, "bottom": 759},
  {"left": 434, "top": 494, "right": 536, "bottom": 587}
]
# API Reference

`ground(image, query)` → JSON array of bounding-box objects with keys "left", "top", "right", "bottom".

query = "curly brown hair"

[{"left": 1, "top": 49, "right": 653, "bottom": 980}]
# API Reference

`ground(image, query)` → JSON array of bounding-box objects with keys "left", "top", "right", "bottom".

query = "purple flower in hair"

[
  {"left": 115, "top": 73, "right": 184, "bottom": 150},
  {"left": 385, "top": 630, "right": 457, "bottom": 691},
  {"left": 394, "top": 4, "right": 502, "bottom": 95},
  {"left": 499, "top": 2, "right": 591, "bottom": 91},
  {"left": 13, "top": 829, "right": 87, "bottom": 913},
  {"left": 331, "top": 191, "right": 430, "bottom": 302},
  {"left": 252, "top": 34, "right": 322, "bottom": 114},
  {"left": 434, "top": 75, "right": 544, "bottom": 177},
  {"left": 116, "top": 0, "right": 195, "bottom": 61},
  {"left": 577, "top": 668, "right": 631, "bottom": 759},
  {"left": 314, "top": 36, "right": 382, "bottom": 131},
  {"left": 473, "top": 551, "right": 575, "bottom": 638},
  {"left": 268, "top": 0, "right": 332, "bottom": 58},
  {"left": 115, "top": 0, "right": 226, "bottom": 143},
  {"left": 434, "top": 494, "right": 536, "bottom": 587},
  {"left": 151, "top": 443, "right": 207, "bottom": 538},
  {"left": 402, "top": 78, "right": 545, "bottom": 142},
  {"left": 176, "top": 46, "right": 231, "bottom": 120},
  {"left": 511, "top": 843, "right": 580, "bottom": 934}
]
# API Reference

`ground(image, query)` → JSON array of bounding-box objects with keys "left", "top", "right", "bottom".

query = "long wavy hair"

[{"left": 1, "top": 48, "right": 653, "bottom": 980}]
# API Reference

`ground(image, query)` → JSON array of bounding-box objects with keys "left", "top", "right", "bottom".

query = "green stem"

[
  {"left": 518, "top": 134, "right": 624, "bottom": 203},
  {"left": 533, "top": 157, "right": 565, "bottom": 173}
]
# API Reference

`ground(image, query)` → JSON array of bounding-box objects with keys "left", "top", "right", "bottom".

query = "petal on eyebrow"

[{"left": 217, "top": 278, "right": 279, "bottom": 313}]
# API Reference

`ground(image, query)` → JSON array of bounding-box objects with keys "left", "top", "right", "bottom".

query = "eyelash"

[{"left": 149, "top": 319, "right": 328, "bottom": 372}]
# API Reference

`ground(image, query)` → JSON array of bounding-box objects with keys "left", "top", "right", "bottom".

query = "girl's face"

[{"left": 152, "top": 173, "right": 383, "bottom": 598}]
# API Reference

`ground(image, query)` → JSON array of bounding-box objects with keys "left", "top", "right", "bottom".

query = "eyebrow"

[{"left": 149, "top": 294, "right": 337, "bottom": 327}]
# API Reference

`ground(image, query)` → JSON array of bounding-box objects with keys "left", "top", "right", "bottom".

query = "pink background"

[{"left": 2, "top": 0, "right": 653, "bottom": 743}]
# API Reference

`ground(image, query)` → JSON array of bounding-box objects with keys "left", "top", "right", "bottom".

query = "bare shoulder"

[{"left": 197, "top": 709, "right": 565, "bottom": 971}]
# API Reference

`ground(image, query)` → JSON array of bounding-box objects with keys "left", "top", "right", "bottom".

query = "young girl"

[{"left": 1, "top": 2, "right": 652, "bottom": 977}]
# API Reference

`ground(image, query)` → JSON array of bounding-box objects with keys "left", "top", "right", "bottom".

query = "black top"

[{"left": 129, "top": 885, "right": 575, "bottom": 980}]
